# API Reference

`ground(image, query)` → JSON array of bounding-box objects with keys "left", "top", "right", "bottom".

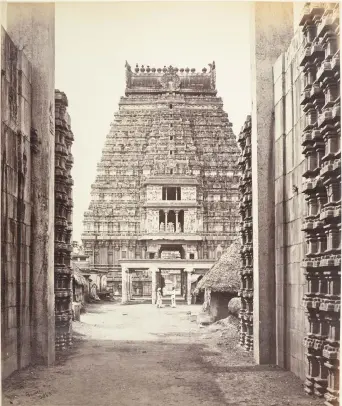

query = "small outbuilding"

[
  {"left": 72, "top": 266, "right": 89, "bottom": 321},
  {"left": 195, "top": 238, "right": 241, "bottom": 322}
]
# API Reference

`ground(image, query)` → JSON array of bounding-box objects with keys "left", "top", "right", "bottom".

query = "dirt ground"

[{"left": 3, "top": 302, "right": 322, "bottom": 406}]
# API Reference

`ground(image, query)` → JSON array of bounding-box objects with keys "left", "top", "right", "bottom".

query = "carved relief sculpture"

[
  {"left": 299, "top": 4, "right": 340, "bottom": 404},
  {"left": 54, "top": 90, "right": 74, "bottom": 352},
  {"left": 182, "top": 187, "right": 196, "bottom": 201},
  {"left": 237, "top": 115, "right": 253, "bottom": 351}
]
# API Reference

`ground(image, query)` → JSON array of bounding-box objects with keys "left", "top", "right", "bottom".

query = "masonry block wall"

[
  {"left": 273, "top": 2, "right": 340, "bottom": 402},
  {"left": 273, "top": 27, "right": 307, "bottom": 379},
  {"left": 2, "top": 3, "right": 56, "bottom": 378},
  {"left": 1, "top": 28, "right": 32, "bottom": 378}
]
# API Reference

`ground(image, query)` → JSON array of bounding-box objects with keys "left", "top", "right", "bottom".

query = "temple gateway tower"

[{"left": 82, "top": 62, "right": 240, "bottom": 304}]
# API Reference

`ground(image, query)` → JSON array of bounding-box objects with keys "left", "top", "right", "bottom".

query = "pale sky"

[{"left": 55, "top": 1, "right": 252, "bottom": 242}]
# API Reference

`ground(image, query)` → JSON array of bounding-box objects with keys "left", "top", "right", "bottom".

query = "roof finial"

[
  {"left": 125, "top": 61, "right": 131, "bottom": 71},
  {"left": 209, "top": 61, "right": 216, "bottom": 71}
]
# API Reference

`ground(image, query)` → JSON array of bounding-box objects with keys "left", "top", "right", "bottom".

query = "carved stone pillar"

[
  {"left": 7, "top": 2, "right": 56, "bottom": 364},
  {"left": 164, "top": 210, "right": 169, "bottom": 227},
  {"left": 175, "top": 210, "right": 179, "bottom": 232}
]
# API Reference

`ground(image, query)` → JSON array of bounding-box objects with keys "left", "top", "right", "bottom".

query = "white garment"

[
  {"left": 156, "top": 291, "right": 163, "bottom": 308},
  {"left": 171, "top": 291, "right": 176, "bottom": 308}
]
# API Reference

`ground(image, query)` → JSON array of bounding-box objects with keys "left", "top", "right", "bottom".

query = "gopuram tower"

[{"left": 82, "top": 62, "right": 240, "bottom": 304}]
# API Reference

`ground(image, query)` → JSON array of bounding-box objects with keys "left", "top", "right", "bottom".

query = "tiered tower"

[
  {"left": 237, "top": 116, "right": 253, "bottom": 351},
  {"left": 54, "top": 90, "right": 74, "bottom": 351},
  {"left": 299, "top": 3, "right": 340, "bottom": 404},
  {"left": 82, "top": 62, "right": 240, "bottom": 301}
]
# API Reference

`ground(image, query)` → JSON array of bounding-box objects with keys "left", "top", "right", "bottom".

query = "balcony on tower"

[
  {"left": 159, "top": 209, "right": 184, "bottom": 233},
  {"left": 162, "top": 186, "right": 181, "bottom": 201},
  {"left": 141, "top": 175, "right": 202, "bottom": 240},
  {"left": 144, "top": 176, "right": 198, "bottom": 204}
]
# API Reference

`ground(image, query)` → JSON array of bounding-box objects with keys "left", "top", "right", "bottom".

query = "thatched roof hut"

[
  {"left": 195, "top": 238, "right": 241, "bottom": 294},
  {"left": 73, "top": 267, "right": 89, "bottom": 287}
]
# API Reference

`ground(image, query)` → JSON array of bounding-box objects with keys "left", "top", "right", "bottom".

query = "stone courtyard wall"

[
  {"left": 272, "top": 3, "right": 340, "bottom": 403},
  {"left": 1, "top": 3, "right": 57, "bottom": 378},
  {"left": 1, "top": 28, "right": 33, "bottom": 378},
  {"left": 273, "top": 27, "right": 307, "bottom": 379},
  {"left": 249, "top": 4, "right": 340, "bottom": 402},
  {"left": 299, "top": 4, "right": 340, "bottom": 404}
]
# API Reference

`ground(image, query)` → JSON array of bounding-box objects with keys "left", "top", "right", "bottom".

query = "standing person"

[
  {"left": 161, "top": 276, "right": 165, "bottom": 297},
  {"left": 156, "top": 288, "right": 163, "bottom": 308},
  {"left": 171, "top": 287, "right": 176, "bottom": 308}
]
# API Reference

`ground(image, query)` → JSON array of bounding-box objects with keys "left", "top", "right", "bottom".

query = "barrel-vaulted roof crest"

[{"left": 124, "top": 61, "right": 217, "bottom": 94}]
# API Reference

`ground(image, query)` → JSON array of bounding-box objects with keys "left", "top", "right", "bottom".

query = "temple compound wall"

[
  {"left": 273, "top": 23, "right": 307, "bottom": 380},
  {"left": 249, "top": 2, "right": 340, "bottom": 404},
  {"left": 238, "top": 116, "right": 253, "bottom": 351},
  {"left": 299, "top": 4, "right": 340, "bottom": 403},
  {"left": 1, "top": 4, "right": 56, "bottom": 378},
  {"left": 54, "top": 90, "right": 74, "bottom": 352}
]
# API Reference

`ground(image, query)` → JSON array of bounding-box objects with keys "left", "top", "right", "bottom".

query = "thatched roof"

[
  {"left": 73, "top": 267, "right": 88, "bottom": 287},
  {"left": 195, "top": 238, "right": 241, "bottom": 293}
]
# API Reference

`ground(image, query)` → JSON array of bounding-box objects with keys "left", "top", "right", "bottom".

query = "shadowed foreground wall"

[
  {"left": 1, "top": 28, "right": 33, "bottom": 378},
  {"left": 249, "top": 3, "right": 340, "bottom": 404},
  {"left": 274, "top": 5, "right": 340, "bottom": 405},
  {"left": 1, "top": 3, "right": 56, "bottom": 379}
]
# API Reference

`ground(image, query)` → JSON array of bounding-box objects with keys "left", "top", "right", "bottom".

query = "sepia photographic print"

[{"left": 0, "top": 1, "right": 341, "bottom": 405}]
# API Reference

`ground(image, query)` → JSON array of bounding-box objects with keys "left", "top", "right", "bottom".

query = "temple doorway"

[
  {"left": 158, "top": 244, "right": 185, "bottom": 259},
  {"left": 131, "top": 269, "right": 152, "bottom": 298},
  {"left": 157, "top": 269, "right": 183, "bottom": 297}
]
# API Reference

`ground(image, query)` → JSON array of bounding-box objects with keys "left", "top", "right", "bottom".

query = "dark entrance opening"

[
  {"left": 158, "top": 244, "right": 185, "bottom": 260},
  {"left": 193, "top": 274, "right": 205, "bottom": 304},
  {"left": 162, "top": 186, "right": 181, "bottom": 200}
]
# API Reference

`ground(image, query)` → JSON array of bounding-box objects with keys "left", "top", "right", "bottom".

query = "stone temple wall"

[
  {"left": 54, "top": 90, "right": 74, "bottom": 352},
  {"left": 299, "top": 4, "right": 340, "bottom": 404},
  {"left": 1, "top": 3, "right": 57, "bottom": 378},
  {"left": 1, "top": 28, "right": 33, "bottom": 378},
  {"left": 238, "top": 116, "right": 253, "bottom": 351},
  {"left": 272, "top": 2, "right": 340, "bottom": 402},
  {"left": 273, "top": 26, "right": 307, "bottom": 379}
]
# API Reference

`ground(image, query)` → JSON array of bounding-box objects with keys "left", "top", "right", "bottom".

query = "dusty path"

[{"left": 3, "top": 303, "right": 321, "bottom": 406}]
